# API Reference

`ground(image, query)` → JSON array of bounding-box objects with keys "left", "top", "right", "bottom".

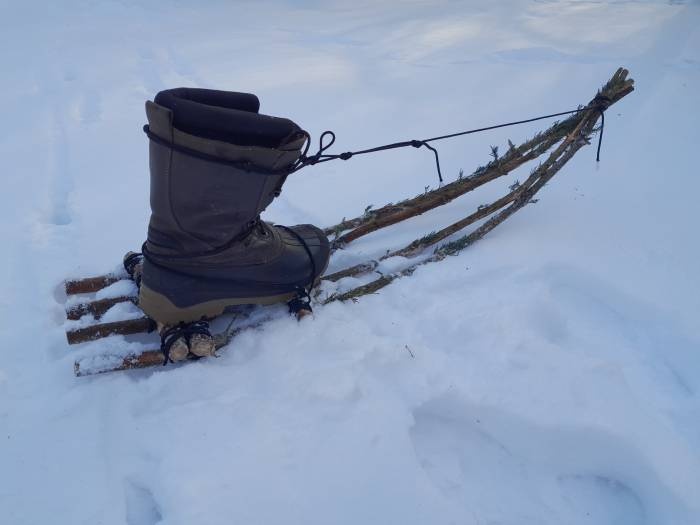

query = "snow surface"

[{"left": 1, "top": 1, "right": 699, "bottom": 524}]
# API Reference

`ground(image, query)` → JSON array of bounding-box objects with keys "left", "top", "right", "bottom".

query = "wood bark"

[
  {"left": 66, "top": 295, "right": 137, "bottom": 321},
  {"left": 66, "top": 317, "right": 156, "bottom": 345},
  {"left": 64, "top": 274, "right": 122, "bottom": 295}
]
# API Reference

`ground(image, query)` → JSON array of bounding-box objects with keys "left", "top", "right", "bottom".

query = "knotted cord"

[{"left": 294, "top": 97, "right": 612, "bottom": 183}]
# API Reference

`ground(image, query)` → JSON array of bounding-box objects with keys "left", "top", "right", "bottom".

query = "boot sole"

[
  {"left": 139, "top": 282, "right": 297, "bottom": 325},
  {"left": 138, "top": 240, "right": 329, "bottom": 325}
]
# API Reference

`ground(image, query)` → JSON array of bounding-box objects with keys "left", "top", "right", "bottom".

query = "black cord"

[
  {"left": 294, "top": 101, "right": 611, "bottom": 182},
  {"left": 276, "top": 225, "right": 317, "bottom": 315},
  {"left": 591, "top": 94, "right": 611, "bottom": 162}
]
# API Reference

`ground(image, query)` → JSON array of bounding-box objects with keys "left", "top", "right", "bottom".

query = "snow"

[
  {"left": 1, "top": 1, "right": 699, "bottom": 524},
  {"left": 95, "top": 279, "right": 139, "bottom": 301}
]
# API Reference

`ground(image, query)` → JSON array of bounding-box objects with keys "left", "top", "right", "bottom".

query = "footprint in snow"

[
  {"left": 124, "top": 479, "right": 162, "bottom": 525},
  {"left": 409, "top": 393, "right": 689, "bottom": 524}
]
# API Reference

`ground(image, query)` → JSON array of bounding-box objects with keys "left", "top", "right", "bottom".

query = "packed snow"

[{"left": 1, "top": 1, "right": 699, "bottom": 524}]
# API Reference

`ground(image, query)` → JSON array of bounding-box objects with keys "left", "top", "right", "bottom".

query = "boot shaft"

[{"left": 144, "top": 90, "right": 306, "bottom": 257}]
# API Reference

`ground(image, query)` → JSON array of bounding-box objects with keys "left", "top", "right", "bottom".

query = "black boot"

[{"left": 138, "top": 88, "right": 330, "bottom": 325}]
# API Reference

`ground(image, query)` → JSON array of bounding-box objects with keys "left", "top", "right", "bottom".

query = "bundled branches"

[
  {"left": 324, "top": 118, "right": 577, "bottom": 246},
  {"left": 323, "top": 68, "right": 634, "bottom": 303}
]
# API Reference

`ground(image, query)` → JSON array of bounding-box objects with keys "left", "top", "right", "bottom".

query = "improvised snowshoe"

[{"left": 62, "top": 68, "right": 635, "bottom": 376}]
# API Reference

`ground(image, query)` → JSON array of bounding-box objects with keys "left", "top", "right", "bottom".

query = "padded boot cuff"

[
  {"left": 154, "top": 87, "right": 301, "bottom": 149},
  {"left": 145, "top": 101, "right": 306, "bottom": 172}
]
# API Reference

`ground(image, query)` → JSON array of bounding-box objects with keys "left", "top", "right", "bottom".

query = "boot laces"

[{"left": 243, "top": 218, "right": 269, "bottom": 246}]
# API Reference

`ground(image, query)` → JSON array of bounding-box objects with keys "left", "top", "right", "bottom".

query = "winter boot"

[{"left": 137, "top": 88, "right": 330, "bottom": 333}]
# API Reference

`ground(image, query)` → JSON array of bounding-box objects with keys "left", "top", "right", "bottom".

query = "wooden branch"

[
  {"left": 387, "top": 191, "right": 518, "bottom": 259},
  {"left": 66, "top": 295, "right": 137, "bottom": 321},
  {"left": 329, "top": 125, "right": 573, "bottom": 246},
  {"left": 321, "top": 123, "right": 570, "bottom": 238},
  {"left": 324, "top": 68, "right": 634, "bottom": 304},
  {"left": 323, "top": 134, "right": 569, "bottom": 282},
  {"left": 323, "top": 189, "right": 518, "bottom": 283},
  {"left": 66, "top": 317, "right": 156, "bottom": 345},
  {"left": 65, "top": 274, "right": 122, "bottom": 295},
  {"left": 323, "top": 261, "right": 381, "bottom": 283}
]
